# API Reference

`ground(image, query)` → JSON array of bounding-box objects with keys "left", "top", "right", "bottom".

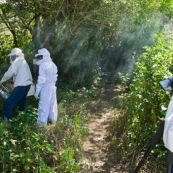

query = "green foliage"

[
  {"left": 159, "top": 0, "right": 173, "bottom": 18},
  {"left": 0, "top": 89, "right": 88, "bottom": 173},
  {"left": 0, "top": 107, "right": 56, "bottom": 173},
  {"left": 123, "top": 33, "right": 173, "bottom": 123},
  {"left": 1, "top": 0, "right": 170, "bottom": 87},
  {"left": 117, "top": 33, "right": 173, "bottom": 171},
  {"left": 57, "top": 111, "right": 88, "bottom": 173},
  {"left": 57, "top": 84, "right": 100, "bottom": 107},
  {"left": 0, "top": 32, "right": 13, "bottom": 68}
]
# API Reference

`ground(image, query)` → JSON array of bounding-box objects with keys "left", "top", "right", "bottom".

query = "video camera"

[{"left": 159, "top": 76, "right": 173, "bottom": 91}]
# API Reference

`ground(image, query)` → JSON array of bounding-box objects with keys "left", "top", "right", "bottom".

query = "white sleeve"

[
  {"left": 0, "top": 62, "right": 19, "bottom": 83},
  {"left": 36, "top": 65, "right": 46, "bottom": 94}
]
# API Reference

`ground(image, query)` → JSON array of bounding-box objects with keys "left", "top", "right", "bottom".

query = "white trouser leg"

[
  {"left": 48, "top": 86, "right": 58, "bottom": 122},
  {"left": 37, "top": 84, "right": 56, "bottom": 126}
]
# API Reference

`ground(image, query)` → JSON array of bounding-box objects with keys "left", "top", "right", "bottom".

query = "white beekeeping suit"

[
  {"left": 0, "top": 48, "right": 33, "bottom": 120},
  {"left": 0, "top": 48, "right": 33, "bottom": 88},
  {"left": 34, "top": 48, "right": 58, "bottom": 126},
  {"left": 163, "top": 95, "right": 173, "bottom": 152}
]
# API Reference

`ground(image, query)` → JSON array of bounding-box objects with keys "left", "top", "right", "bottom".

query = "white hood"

[
  {"left": 35, "top": 48, "right": 52, "bottom": 66},
  {"left": 8, "top": 48, "right": 25, "bottom": 64}
]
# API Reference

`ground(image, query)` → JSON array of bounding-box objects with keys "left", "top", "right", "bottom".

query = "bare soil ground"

[{"left": 80, "top": 84, "right": 128, "bottom": 173}]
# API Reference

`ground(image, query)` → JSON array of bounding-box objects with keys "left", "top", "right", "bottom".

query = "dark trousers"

[{"left": 3, "top": 85, "right": 31, "bottom": 120}]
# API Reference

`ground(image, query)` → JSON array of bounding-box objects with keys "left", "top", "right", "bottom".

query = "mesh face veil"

[
  {"left": 8, "top": 48, "right": 24, "bottom": 63},
  {"left": 9, "top": 55, "right": 18, "bottom": 63}
]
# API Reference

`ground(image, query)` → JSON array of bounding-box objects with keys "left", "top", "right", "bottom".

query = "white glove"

[{"left": 34, "top": 92, "right": 39, "bottom": 100}]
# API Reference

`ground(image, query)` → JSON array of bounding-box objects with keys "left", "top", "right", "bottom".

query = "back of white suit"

[{"left": 36, "top": 55, "right": 58, "bottom": 126}]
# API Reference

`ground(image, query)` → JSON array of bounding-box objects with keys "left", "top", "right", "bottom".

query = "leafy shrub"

[
  {"left": 118, "top": 33, "right": 173, "bottom": 171},
  {"left": 0, "top": 96, "right": 88, "bottom": 173},
  {"left": 0, "top": 107, "right": 56, "bottom": 173}
]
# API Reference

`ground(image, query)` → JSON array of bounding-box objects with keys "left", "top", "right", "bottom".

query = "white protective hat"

[
  {"left": 8, "top": 48, "right": 22, "bottom": 56},
  {"left": 35, "top": 48, "right": 50, "bottom": 57}
]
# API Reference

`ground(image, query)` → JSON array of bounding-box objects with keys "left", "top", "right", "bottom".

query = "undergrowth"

[
  {"left": 0, "top": 86, "right": 99, "bottom": 173},
  {"left": 111, "top": 33, "right": 173, "bottom": 173}
]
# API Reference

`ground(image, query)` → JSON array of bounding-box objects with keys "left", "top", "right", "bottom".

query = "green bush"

[
  {"left": 0, "top": 100, "right": 88, "bottom": 173},
  {"left": 0, "top": 107, "right": 56, "bottom": 173},
  {"left": 118, "top": 33, "right": 173, "bottom": 171}
]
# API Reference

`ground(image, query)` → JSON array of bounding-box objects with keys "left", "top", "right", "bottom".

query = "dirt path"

[{"left": 81, "top": 84, "right": 127, "bottom": 173}]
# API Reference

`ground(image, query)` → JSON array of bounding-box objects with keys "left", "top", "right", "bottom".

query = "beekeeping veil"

[
  {"left": 8, "top": 48, "right": 24, "bottom": 63},
  {"left": 34, "top": 48, "right": 52, "bottom": 66}
]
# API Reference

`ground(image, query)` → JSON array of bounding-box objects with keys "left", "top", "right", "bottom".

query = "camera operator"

[{"left": 163, "top": 76, "right": 173, "bottom": 153}]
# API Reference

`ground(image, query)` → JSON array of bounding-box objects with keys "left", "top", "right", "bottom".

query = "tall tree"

[{"left": 0, "top": 0, "right": 172, "bottom": 84}]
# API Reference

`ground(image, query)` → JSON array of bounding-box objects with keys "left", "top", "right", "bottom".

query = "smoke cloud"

[
  {"left": 57, "top": 13, "right": 166, "bottom": 84},
  {"left": 30, "top": 11, "right": 171, "bottom": 85}
]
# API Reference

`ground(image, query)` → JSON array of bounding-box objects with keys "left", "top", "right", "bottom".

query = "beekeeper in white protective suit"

[
  {"left": 163, "top": 76, "right": 173, "bottom": 152},
  {"left": 0, "top": 48, "right": 33, "bottom": 120},
  {"left": 34, "top": 48, "right": 58, "bottom": 126}
]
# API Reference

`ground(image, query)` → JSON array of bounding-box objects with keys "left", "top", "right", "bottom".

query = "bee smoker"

[{"left": 0, "top": 85, "right": 9, "bottom": 99}]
